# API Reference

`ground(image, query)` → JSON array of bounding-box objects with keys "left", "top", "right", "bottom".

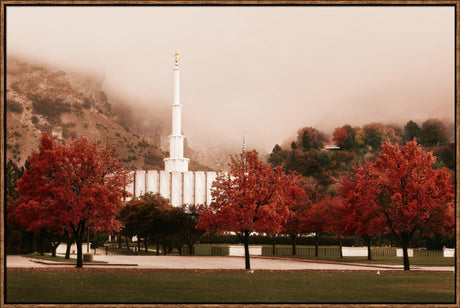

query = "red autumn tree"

[
  {"left": 323, "top": 197, "right": 348, "bottom": 258},
  {"left": 338, "top": 175, "right": 386, "bottom": 260},
  {"left": 13, "top": 132, "right": 132, "bottom": 267},
  {"left": 302, "top": 196, "right": 337, "bottom": 257},
  {"left": 282, "top": 179, "right": 321, "bottom": 256},
  {"left": 280, "top": 177, "right": 320, "bottom": 256},
  {"left": 281, "top": 187, "right": 311, "bottom": 256},
  {"left": 196, "top": 150, "right": 304, "bottom": 269},
  {"left": 339, "top": 140, "right": 454, "bottom": 270},
  {"left": 332, "top": 124, "right": 359, "bottom": 151}
]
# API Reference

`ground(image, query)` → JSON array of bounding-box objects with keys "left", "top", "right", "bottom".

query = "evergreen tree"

[{"left": 403, "top": 120, "right": 421, "bottom": 143}]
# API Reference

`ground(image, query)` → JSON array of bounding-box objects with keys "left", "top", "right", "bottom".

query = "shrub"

[
  {"left": 7, "top": 100, "right": 23, "bottom": 113},
  {"left": 82, "top": 98, "right": 92, "bottom": 109},
  {"left": 199, "top": 234, "right": 359, "bottom": 246},
  {"left": 32, "top": 98, "right": 71, "bottom": 124},
  {"left": 62, "top": 127, "right": 76, "bottom": 139},
  {"left": 138, "top": 140, "right": 149, "bottom": 148},
  {"left": 83, "top": 254, "right": 93, "bottom": 262},
  {"left": 144, "top": 153, "right": 163, "bottom": 167},
  {"left": 10, "top": 82, "right": 22, "bottom": 93},
  {"left": 72, "top": 103, "right": 83, "bottom": 115},
  {"left": 63, "top": 122, "right": 76, "bottom": 128}
]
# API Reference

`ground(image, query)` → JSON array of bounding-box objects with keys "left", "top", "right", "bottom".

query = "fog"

[{"left": 6, "top": 6, "right": 454, "bottom": 152}]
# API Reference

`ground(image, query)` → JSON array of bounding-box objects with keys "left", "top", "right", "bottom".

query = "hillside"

[{"left": 5, "top": 57, "right": 211, "bottom": 171}]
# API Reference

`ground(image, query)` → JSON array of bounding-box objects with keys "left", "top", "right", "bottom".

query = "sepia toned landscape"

[{"left": 3, "top": 3, "right": 457, "bottom": 305}]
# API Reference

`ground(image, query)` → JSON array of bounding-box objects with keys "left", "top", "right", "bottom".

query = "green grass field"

[
  {"left": 289, "top": 255, "right": 455, "bottom": 266},
  {"left": 6, "top": 268, "right": 455, "bottom": 303}
]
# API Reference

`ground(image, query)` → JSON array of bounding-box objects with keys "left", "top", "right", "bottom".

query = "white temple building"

[{"left": 126, "top": 52, "right": 217, "bottom": 206}]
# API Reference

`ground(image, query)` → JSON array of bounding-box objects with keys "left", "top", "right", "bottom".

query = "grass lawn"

[
  {"left": 290, "top": 255, "right": 455, "bottom": 266},
  {"left": 6, "top": 268, "right": 455, "bottom": 303}
]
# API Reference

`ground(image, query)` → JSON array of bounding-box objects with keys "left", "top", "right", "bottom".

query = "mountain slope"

[{"left": 6, "top": 56, "right": 212, "bottom": 171}]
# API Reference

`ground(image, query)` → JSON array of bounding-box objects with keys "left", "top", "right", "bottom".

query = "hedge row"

[
  {"left": 180, "top": 244, "right": 442, "bottom": 257},
  {"left": 198, "top": 234, "right": 359, "bottom": 246}
]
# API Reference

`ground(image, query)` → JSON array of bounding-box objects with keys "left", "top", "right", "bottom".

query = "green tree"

[
  {"left": 6, "top": 159, "right": 25, "bottom": 200},
  {"left": 420, "top": 119, "right": 450, "bottom": 147},
  {"left": 356, "top": 122, "right": 400, "bottom": 152},
  {"left": 6, "top": 159, "right": 33, "bottom": 254},
  {"left": 267, "top": 144, "right": 292, "bottom": 167},
  {"left": 402, "top": 120, "right": 421, "bottom": 143},
  {"left": 119, "top": 193, "right": 172, "bottom": 254},
  {"left": 332, "top": 125, "right": 359, "bottom": 151},
  {"left": 167, "top": 205, "right": 204, "bottom": 255},
  {"left": 295, "top": 127, "right": 328, "bottom": 152},
  {"left": 433, "top": 143, "right": 455, "bottom": 170}
]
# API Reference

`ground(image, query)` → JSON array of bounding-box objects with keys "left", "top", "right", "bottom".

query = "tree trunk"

[
  {"left": 118, "top": 235, "right": 122, "bottom": 249},
  {"left": 49, "top": 231, "right": 61, "bottom": 257},
  {"left": 367, "top": 236, "right": 372, "bottom": 261},
  {"left": 86, "top": 226, "right": 90, "bottom": 253},
  {"left": 33, "top": 233, "right": 37, "bottom": 253},
  {"left": 315, "top": 232, "right": 319, "bottom": 257},
  {"left": 51, "top": 243, "right": 59, "bottom": 257},
  {"left": 188, "top": 243, "right": 195, "bottom": 255},
  {"left": 243, "top": 230, "right": 251, "bottom": 270},
  {"left": 71, "top": 221, "right": 86, "bottom": 268},
  {"left": 402, "top": 238, "right": 411, "bottom": 271},
  {"left": 65, "top": 239, "right": 72, "bottom": 259},
  {"left": 272, "top": 235, "right": 276, "bottom": 256},
  {"left": 39, "top": 231, "right": 45, "bottom": 256},
  {"left": 125, "top": 236, "right": 130, "bottom": 252},
  {"left": 291, "top": 234, "right": 297, "bottom": 256},
  {"left": 156, "top": 243, "right": 160, "bottom": 255},
  {"left": 137, "top": 239, "right": 141, "bottom": 254},
  {"left": 75, "top": 235, "right": 83, "bottom": 268},
  {"left": 144, "top": 238, "right": 148, "bottom": 253},
  {"left": 339, "top": 237, "right": 343, "bottom": 258}
]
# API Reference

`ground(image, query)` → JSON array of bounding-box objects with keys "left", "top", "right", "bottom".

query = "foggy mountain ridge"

[
  {"left": 6, "top": 56, "right": 453, "bottom": 172},
  {"left": 5, "top": 56, "right": 221, "bottom": 171}
]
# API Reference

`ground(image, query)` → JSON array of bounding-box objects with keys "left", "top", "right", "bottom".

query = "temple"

[{"left": 126, "top": 51, "right": 217, "bottom": 206}]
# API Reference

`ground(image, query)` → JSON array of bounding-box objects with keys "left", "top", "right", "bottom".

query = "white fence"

[
  {"left": 443, "top": 248, "right": 454, "bottom": 257},
  {"left": 342, "top": 247, "right": 368, "bottom": 257},
  {"left": 228, "top": 245, "right": 262, "bottom": 257},
  {"left": 56, "top": 242, "right": 93, "bottom": 254},
  {"left": 396, "top": 248, "right": 413, "bottom": 257}
]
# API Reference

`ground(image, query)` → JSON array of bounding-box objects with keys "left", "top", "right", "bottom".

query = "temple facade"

[{"left": 126, "top": 51, "right": 217, "bottom": 206}]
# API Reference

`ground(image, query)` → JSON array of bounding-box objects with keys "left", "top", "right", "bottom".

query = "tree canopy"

[
  {"left": 13, "top": 132, "right": 132, "bottom": 267},
  {"left": 338, "top": 140, "right": 454, "bottom": 270},
  {"left": 196, "top": 150, "right": 304, "bottom": 269}
]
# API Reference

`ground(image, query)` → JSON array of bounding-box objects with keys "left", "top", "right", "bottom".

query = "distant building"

[{"left": 325, "top": 145, "right": 341, "bottom": 151}]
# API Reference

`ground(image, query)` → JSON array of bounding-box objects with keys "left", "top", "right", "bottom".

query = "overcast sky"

[{"left": 6, "top": 5, "right": 455, "bottom": 152}]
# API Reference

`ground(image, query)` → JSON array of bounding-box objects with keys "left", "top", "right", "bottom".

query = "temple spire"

[{"left": 164, "top": 50, "right": 189, "bottom": 173}]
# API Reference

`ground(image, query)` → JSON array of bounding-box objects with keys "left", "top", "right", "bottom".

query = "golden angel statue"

[{"left": 175, "top": 50, "right": 181, "bottom": 66}]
